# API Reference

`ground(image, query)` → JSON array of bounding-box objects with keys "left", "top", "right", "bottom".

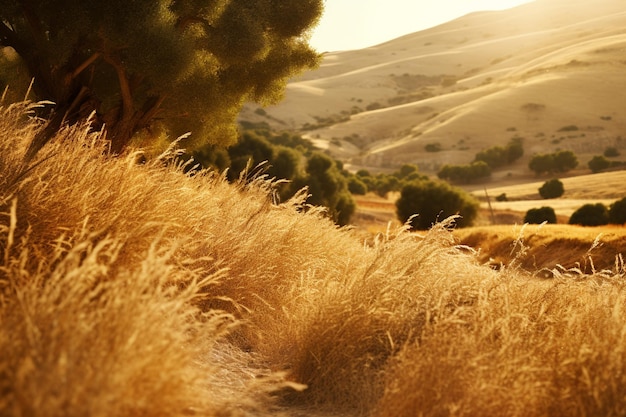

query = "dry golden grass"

[
  {"left": 1, "top": 103, "right": 626, "bottom": 416},
  {"left": 455, "top": 223, "right": 626, "bottom": 273}
]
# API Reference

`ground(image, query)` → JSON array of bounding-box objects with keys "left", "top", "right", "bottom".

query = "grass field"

[{"left": 2, "top": 103, "right": 626, "bottom": 417}]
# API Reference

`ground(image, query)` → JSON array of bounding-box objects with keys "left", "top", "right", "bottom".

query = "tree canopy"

[
  {"left": 0, "top": 0, "right": 323, "bottom": 157},
  {"left": 395, "top": 179, "right": 479, "bottom": 230}
]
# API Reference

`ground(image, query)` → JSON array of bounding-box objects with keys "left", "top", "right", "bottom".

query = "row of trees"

[
  {"left": 528, "top": 151, "right": 578, "bottom": 175},
  {"left": 189, "top": 128, "right": 355, "bottom": 225},
  {"left": 523, "top": 197, "right": 626, "bottom": 226},
  {"left": 437, "top": 138, "right": 524, "bottom": 183}
]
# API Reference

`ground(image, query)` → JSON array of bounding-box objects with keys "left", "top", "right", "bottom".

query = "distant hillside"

[{"left": 240, "top": 0, "right": 626, "bottom": 174}]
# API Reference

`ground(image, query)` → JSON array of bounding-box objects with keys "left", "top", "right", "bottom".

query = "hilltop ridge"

[{"left": 241, "top": 0, "right": 626, "bottom": 174}]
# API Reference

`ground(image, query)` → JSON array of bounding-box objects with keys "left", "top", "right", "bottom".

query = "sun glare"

[{"left": 310, "top": 0, "right": 536, "bottom": 52}]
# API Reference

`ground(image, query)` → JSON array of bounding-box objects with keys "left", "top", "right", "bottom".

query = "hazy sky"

[{"left": 309, "top": 0, "right": 536, "bottom": 52}]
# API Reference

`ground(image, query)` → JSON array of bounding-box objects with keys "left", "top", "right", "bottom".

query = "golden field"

[{"left": 2, "top": 103, "right": 626, "bottom": 417}]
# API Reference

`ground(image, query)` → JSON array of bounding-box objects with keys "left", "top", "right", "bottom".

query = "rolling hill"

[{"left": 240, "top": 0, "right": 626, "bottom": 175}]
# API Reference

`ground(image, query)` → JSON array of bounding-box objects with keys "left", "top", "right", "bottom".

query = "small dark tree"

[
  {"left": 609, "top": 197, "right": 626, "bottom": 225},
  {"left": 226, "top": 131, "right": 275, "bottom": 181},
  {"left": 539, "top": 178, "right": 564, "bottom": 199},
  {"left": 569, "top": 204, "right": 609, "bottom": 226},
  {"left": 347, "top": 176, "right": 368, "bottom": 195},
  {"left": 506, "top": 137, "right": 524, "bottom": 163},
  {"left": 395, "top": 180, "right": 479, "bottom": 229},
  {"left": 373, "top": 175, "right": 401, "bottom": 198},
  {"left": 588, "top": 155, "right": 611, "bottom": 173},
  {"left": 529, "top": 154, "right": 555, "bottom": 175},
  {"left": 395, "top": 164, "right": 420, "bottom": 179},
  {"left": 604, "top": 147, "right": 620, "bottom": 158},
  {"left": 496, "top": 193, "right": 508, "bottom": 202},
  {"left": 524, "top": 207, "right": 557, "bottom": 224},
  {"left": 296, "top": 152, "right": 355, "bottom": 225},
  {"left": 553, "top": 150, "right": 578, "bottom": 172}
]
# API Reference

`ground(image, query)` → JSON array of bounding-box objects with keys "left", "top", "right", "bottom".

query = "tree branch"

[
  {"left": 70, "top": 52, "right": 101, "bottom": 81},
  {"left": 138, "top": 95, "right": 165, "bottom": 128},
  {"left": 103, "top": 54, "right": 134, "bottom": 120}
]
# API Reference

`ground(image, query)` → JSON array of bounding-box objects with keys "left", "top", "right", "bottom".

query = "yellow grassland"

[{"left": 1, "top": 103, "right": 626, "bottom": 417}]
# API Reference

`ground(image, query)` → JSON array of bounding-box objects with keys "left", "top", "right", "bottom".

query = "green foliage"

[
  {"left": 474, "top": 137, "right": 524, "bottom": 168},
  {"left": 424, "top": 143, "right": 442, "bottom": 152},
  {"left": 524, "top": 207, "right": 557, "bottom": 224},
  {"left": 529, "top": 151, "right": 578, "bottom": 175},
  {"left": 604, "top": 147, "right": 621, "bottom": 158},
  {"left": 528, "top": 154, "right": 555, "bottom": 175},
  {"left": 188, "top": 128, "right": 355, "bottom": 224},
  {"left": 226, "top": 131, "right": 276, "bottom": 181},
  {"left": 296, "top": 152, "right": 355, "bottom": 225},
  {"left": 569, "top": 204, "right": 609, "bottom": 226},
  {"left": 0, "top": 0, "right": 323, "bottom": 154},
  {"left": 539, "top": 178, "right": 564, "bottom": 199},
  {"left": 609, "top": 197, "right": 626, "bottom": 225},
  {"left": 553, "top": 150, "right": 579, "bottom": 172},
  {"left": 347, "top": 176, "right": 368, "bottom": 195},
  {"left": 438, "top": 161, "right": 491, "bottom": 183},
  {"left": 395, "top": 164, "right": 421, "bottom": 179},
  {"left": 395, "top": 180, "right": 479, "bottom": 230},
  {"left": 588, "top": 155, "right": 610, "bottom": 173}
]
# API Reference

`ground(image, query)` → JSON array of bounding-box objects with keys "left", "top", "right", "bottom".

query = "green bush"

[
  {"left": 438, "top": 161, "right": 491, "bottom": 183},
  {"left": 539, "top": 178, "right": 564, "bottom": 199},
  {"left": 604, "top": 147, "right": 621, "bottom": 158},
  {"left": 347, "top": 176, "right": 368, "bottom": 195},
  {"left": 569, "top": 203, "right": 609, "bottom": 226},
  {"left": 524, "top": 207, "right": 557, "bottom": 224},
  {"left": 609, "top": 197, "right": 626, "bottom": 225},
  {"left": 588, "top": 155, "right": 611, "bottom": 173},
  {"left": 396, "top": 180, "right": 479, "bottom": 229},
  {"left": 529, "top": 151, "right": 578, "bottom": 174},
  {"left": 424, "top": 143, "right": 442, "bottom": 152},
  {"left": 474, "top": 137, "right": 524, "bottom": 168}
]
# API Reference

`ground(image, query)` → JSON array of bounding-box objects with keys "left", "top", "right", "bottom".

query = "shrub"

[
  {"left": 539, "top": 178, "right": 564, "bottom": 199},
  {"left": 495, "top": 193, "right": 508, "bottom": 202},
  {"left": 609, "top": 197, "right": 626, "bottom": 225},
  {"left": 438, "top": 161, "right": 491, "bottom": 183},
  {"left": 474, "top": 138, "right": 524, "bottom": 168},
  {"left": 553, "top": 150, "right": 578, "bottom": 172},
  {"left": 529, "top": 154, "right": 555, "bottom": 175},
  {"left": 524, "top": 206, "right": 557, "bottom": 224},
  {"left": 424, "top": 143, "right": 442, "bottom": 152},
  {"left": 588, "top": 155, "right": 610, "bottom": 173},
  {"left": 604, "top": 147, "right": 621, "bottom": 158},
  {"left": 347, "top": 176, "right": 368, "bottom": 195},
  {"left": 558, "top": 125, "right": 579, "bottom": 132},
  {"left": 569, "top": 203, "right": 609, "bottom": 226},
  {"left": 396, "top": 179, "right": 479, "bottom": 229},
  {"left": 529, "top": 151, "right": 578, "bottom": 174}
]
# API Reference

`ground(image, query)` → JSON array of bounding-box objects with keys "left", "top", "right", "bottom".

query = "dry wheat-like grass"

[{"left": 1, "top": 103, "right": 626, "bottom": 417}]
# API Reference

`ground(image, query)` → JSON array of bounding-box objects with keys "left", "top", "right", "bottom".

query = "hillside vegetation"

[
  {"left": 2, "top": 104, "right": 626, "bottom": 416},
  {"left": 242, "top": 0, "right": 626, "bottom": 174}
]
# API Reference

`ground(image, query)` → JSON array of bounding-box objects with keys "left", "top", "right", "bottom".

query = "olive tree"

[
  {"left": 0, "top": 0, "right": 323, "bottom": 157},
  {"left": 396, "top": 179, "right": 479, "bottom": 230}
]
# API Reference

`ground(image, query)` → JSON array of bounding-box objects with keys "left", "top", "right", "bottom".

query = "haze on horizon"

[{"left": 310, "top": 0, "right": 536, "bottom": 52}]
